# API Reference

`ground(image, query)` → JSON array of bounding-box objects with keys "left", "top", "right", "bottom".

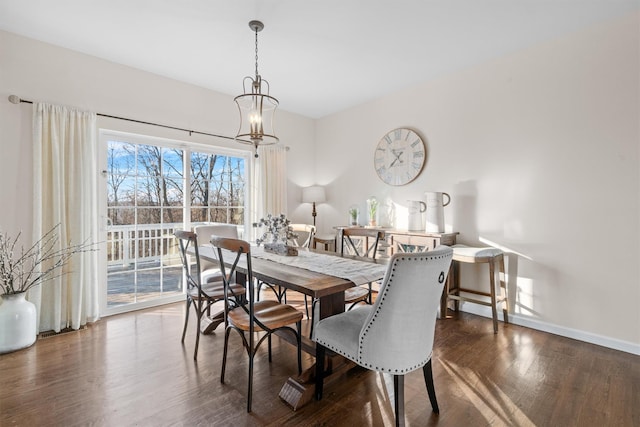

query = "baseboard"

[{"left": 455, "top": 303, "right": 640, "bottom": 356}]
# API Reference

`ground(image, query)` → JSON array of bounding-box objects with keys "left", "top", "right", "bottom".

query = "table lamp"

[{"left": 302, "top": 186, "right": 326, "bottom": 227}]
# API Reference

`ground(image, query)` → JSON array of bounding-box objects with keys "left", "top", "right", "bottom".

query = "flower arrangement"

[
  {"left": 0, "top": 224, "right": 97, "bottom": 295},
  {"left": 255, "top": 214, "right": 298, "bottom": 246}
]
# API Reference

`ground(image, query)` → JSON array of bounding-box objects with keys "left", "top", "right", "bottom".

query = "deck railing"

[
  {"left": 106, "top": 223, "right": 182, "bottom": 267},
  {"left": 106, "top": 223, "right": 244, "bottom": 267}
]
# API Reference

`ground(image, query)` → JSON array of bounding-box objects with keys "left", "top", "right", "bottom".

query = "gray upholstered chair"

[
  {"left": 314, "top": 246, "right": 453, "bottom": 426},
  {"left": 193, "top": 223, "right": 239, "bottom": 283},
  {"left": 289, "top": 223, "right": 316, "bottom": 248}
]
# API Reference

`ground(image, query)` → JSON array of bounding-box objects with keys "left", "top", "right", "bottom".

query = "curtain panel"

[
  {"left": 29, "top": 103, "right": 100, "bottom": 332},
  {"left": 253, "top": 145, "right": 288, "bottom": 222}
]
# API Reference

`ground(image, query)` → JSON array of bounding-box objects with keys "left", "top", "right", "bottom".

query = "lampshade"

[{"left": 302, "top": 186, "right": 326, "bottom": 204}]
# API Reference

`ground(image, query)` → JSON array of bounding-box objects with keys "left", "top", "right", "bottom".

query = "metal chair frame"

[
  {"left": 212, "top": 236, "right": 302, "bottom": 412},
  {"left": 175, "top": 230, "right": 245, "bottom": 359}
]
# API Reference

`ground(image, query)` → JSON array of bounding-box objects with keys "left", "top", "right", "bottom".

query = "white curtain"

[
  {"left": 251, "top": 145, "right": 288, "bottom": 233},
  {"left": 29, "top": 103, "right": 100, "bottom": 332}
]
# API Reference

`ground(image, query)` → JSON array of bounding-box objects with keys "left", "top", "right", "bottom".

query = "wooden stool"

[{"left": 444, "top": 245, "right": 508, "bottom": 333}]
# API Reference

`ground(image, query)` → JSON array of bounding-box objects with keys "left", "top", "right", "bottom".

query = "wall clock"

[{"left": 374, "top": 128, "right": 426, "bottom": 186}]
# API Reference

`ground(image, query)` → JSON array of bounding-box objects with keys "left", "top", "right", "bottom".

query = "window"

[
  {"left": 100, "top": 130, "right": 249, "bottom": 314},
  {"left": 189, "top": 152, "right": 246, "bottom": 226}
]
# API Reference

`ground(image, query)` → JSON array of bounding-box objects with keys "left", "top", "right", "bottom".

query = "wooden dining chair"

[
  {"left": 174, "top": 230, "right": 246, "bottom": 360},
  {"left": 339, "top": 228, "right": 386, "bottom": 307},
  {"left": 307, "top": 228, "right": 386, "bottom": 339},
  {"left": 314, "top": 247, "right": 454, "bottom": 426},
  {"left": 210, "top": 236, "right": 303, "bottom": 413},
  {"left": 288, "top": 223, "right": 316, "bottom": 248},
  {"left": 257, "top": 223, "right": 316, "bottom": 316}
]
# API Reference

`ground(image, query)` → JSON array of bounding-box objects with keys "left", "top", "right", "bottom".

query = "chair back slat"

[
  {"left": 340, "top": 228, "right": 385, "bottom": 259},
  {"left": 210, "top": 237, "right": 250, "bottom": 302},
  {"left": 210, "top": 237, "right": 272, "bottom": 334},
  {"left": 174, "top": 230, "right": 201, "bottom": 292},
  {"left": 289, "top": 224, "right": 316, "bottom": 248},
  {"left": 194, "top": 224, "right": 239, "bottom": 246}
]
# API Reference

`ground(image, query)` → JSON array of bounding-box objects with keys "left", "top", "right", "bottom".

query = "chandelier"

[{"left": 235, "top": 20, "right": 279, "bottom": 157}]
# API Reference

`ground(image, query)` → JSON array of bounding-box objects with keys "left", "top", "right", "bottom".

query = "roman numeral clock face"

[{"left": 374, "top": 128, "right": 426, "bottom": 186}]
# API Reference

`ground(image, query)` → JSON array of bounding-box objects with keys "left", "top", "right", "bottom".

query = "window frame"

[{"left": 98, "top": 129, "right": 252, "bottom": 316}]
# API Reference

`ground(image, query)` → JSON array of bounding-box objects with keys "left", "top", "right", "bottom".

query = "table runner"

[{"left": 251, "top": 246, "right": 387, "bottom": 286}]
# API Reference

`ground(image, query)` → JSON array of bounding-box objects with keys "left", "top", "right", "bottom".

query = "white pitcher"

[
  {"left": 424, "top": 192, "right": 450, "bottom": 232},
  {"left": 407, "top": 200, "right": 426, "bottom": 231}
]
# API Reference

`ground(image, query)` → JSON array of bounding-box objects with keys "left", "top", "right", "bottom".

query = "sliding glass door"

[{"left": 99, "top": 130, "right": 249, "bottom": 315}]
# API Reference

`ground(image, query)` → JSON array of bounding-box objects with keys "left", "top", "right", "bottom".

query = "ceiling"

[{"left": 0, "top": 1, "right": 637, "bottom": 118}]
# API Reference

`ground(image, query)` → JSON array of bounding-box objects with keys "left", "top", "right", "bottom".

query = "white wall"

[
  {"left": 1, "top": 11, "right": 638, "bottom": 353},
  {"left": 315, "top": 13, "right": 639, "bottom": 351},
  {"left": 0, "top": 30, "right": 315, "bottom": 242}
]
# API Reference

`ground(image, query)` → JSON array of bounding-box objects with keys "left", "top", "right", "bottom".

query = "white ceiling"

[{"left": 0, "top": 0, "right": 638, "bottom": 118}]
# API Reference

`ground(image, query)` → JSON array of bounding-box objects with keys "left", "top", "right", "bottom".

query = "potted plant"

[
  {"left": 0, "top": 224, "right": 96, "bottom": 353},
  {"left": 348, "top": 207, "right": 359, "bottom": 226},
  {"left": 367, "top": 196, "right": 378, "bottom": 227}
]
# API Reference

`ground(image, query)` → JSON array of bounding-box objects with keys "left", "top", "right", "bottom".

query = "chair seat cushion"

[
  {"left": 229, "top": 300, "right": 303, "bottom": 331},
  {"left": 314, "top": 306, "right": 372, "bottom": 362},
  {"left": 188, "top": 282, "right": 245, "bottom": 300},
  {"left": 452, "top": 244, "right": 502, "bottom": 262},
  {"left": 201, "top": 268, "right": 223, "bottom": 283},
  {"left": 344, "top": 286, "right": 369, "bottom": 304}
]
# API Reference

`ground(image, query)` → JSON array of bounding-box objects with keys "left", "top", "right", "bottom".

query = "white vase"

[{"left": 0, "top": 292, "right": 37, "bottom": 354}]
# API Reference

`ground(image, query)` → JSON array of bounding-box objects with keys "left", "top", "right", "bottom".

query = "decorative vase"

[
  {"left": 264, "top": 243, "right": 298, "bottom": 256},
  {"left": 0, "top": 292, "right": 37, "bottom": 354}
]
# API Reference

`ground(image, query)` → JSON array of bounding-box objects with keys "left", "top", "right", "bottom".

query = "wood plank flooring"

[{"left": 1, "top": 296, "right": 638, "bottom": 426}]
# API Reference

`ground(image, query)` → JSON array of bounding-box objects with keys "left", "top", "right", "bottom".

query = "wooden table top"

[{"left": 197, "top": 246, "right": 357, "bottom": 299}]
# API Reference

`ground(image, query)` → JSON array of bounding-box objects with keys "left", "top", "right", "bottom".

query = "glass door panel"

[
  {"left": 105, "top": 139, "right": 185, "bottom": 311},
  {"left": 100, "top": 130, "right": 249, "bottom": 315}
]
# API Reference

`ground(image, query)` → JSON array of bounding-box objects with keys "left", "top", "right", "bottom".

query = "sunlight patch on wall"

[{"left": 513, "top": 276, "right": 536, "bottom": 317}]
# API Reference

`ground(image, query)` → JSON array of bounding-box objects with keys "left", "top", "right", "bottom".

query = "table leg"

[
  {"left": 279, "top": 291, "right": 347, "bottom": 410},
  {"left": 200, "top": 309, "right": 224, "bottom": 334},
  {"left": 440, "top": 262, "right": 458, "bottom": 319}
]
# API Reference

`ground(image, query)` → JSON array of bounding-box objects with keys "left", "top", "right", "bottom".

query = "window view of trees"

[
  {"left": 104, "top": 136, "right": 248, "bottom": 309},
  {"left": 107, "top": 141, "right": 246, "bottom": 227},
  {"left": 190, "top": 152, "right": 245, "bottom": 225}
]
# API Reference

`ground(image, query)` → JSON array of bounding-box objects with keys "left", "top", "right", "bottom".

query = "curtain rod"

[{"left": 8, "top": 94, "right": 244, "bottom": 144}]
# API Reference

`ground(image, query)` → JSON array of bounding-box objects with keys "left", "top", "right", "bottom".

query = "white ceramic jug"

[
  {"left": 407, "top": 200, "right": 426, "bottom": 231},
  {"left": 424, "top": 192, "right": 450, "bottom": 232}
]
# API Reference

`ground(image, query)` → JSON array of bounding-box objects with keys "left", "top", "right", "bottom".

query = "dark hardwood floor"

[{"left": 1, "top": 295, "right": 638, "bottom": 426}]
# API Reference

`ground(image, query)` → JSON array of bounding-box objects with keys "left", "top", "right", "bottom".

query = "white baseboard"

[{"left": 454, "top": 303, "right": 640, "bottom": 356}]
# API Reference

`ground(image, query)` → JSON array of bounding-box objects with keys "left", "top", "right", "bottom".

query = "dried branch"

[{"left": 0, "top": 224, "right": 98, "bottom": 295}]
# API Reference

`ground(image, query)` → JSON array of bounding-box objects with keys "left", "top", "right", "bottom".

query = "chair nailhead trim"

[{"left": 354, "top": 253, "right": 451, "bottom": 371}]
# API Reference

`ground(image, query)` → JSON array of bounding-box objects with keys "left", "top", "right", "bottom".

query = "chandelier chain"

[{"left": 254, "top": 28, "right": 259, "bottom": 77}]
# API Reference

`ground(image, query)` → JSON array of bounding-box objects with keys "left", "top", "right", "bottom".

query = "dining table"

[{"left": 195, "top": 244, "right": 388, "bottom": 410}]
